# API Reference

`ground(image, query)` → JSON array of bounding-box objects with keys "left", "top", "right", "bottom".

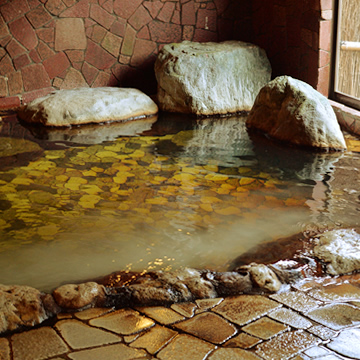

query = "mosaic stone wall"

[{"left": 0, "top": 0, "right": 332, "bottom": 110}]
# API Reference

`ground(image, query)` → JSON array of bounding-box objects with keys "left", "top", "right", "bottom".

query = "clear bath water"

[{"left": 0, "top": 112, "right": 359, "bottom": 291}]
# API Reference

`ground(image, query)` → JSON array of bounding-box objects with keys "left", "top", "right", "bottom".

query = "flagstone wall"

[{"left": 0, "top": 0, "right": 333, "bottom": 110}]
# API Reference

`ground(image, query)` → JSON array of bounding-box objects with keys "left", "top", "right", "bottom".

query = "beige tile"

[
  {"left": 171, "top": 302, "right": 196, "bottom": 318},
  {"left": 130, "top": 325, "right": 177, "bottom": 354},
  {"left": 304, "top": 346, "right": 330, "bottom": 357},
  {"left": 242, "top": 316, "right": 288, "bottom": 340},
  {"left": 74, "top": 307, "right": 114, "bottom": 320},
  {"left": 207, "top": 347, "right": 262, "bottom": 360},
  {"left": 136, "top": 306, "right": 185, "bottom": 325},
  {"left": 11, "top": 327, "right": 68, "bottom": 360},
  {"left": 55, "top": 319, "right": 120, "bottom": 349},
  {"left": 174, "top": 312, "right": 237, "bottom": 344},
  {"left": 68, "top": 343, "right": 148, "bottom": 360},
  {"left": 212, "top": 295, "right": 281, "bottom": 326},
  {"left": 157, "top": 334, "right": 215, "bottom": 360},
  {"left": 270, "top": 291, "right": 322, "bottom": 313},
  {"left": 224, "top": 332, "right": 262, "bottom": 349},
  {"left": 309, "top": 283, "right": 360, "bottom": 302},
  {"left": 0, "top": 338, "right": 10, "bottom": 360},
  {"left": 89, "top": 308, "right": 155, "bottom": 335},
  {"left": 306, "top": 304, "right": 360, "bottom": 331},
  {"left": 255, "top": 330, "right": 320, "bottom": 360},
  {"left": 268, "top": 308, "right": 312, "bottom": 329}
]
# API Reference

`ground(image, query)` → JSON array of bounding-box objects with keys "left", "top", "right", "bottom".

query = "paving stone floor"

[{"left": 1, "top": 274, "right": 360, "bottom": 360}]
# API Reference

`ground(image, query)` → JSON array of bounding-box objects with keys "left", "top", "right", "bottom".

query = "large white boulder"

[
  {"left": 313, "top": 229, "right": 360, "bottom": 275},
  {"left": 18, "top": 87, "right": 158, "bottom": 127},
  {"left": 155, "top": 40, "right": 271, "bottom": 115},
  {"left": 246, "top": 76, "right": 347, "bottom": 151}
]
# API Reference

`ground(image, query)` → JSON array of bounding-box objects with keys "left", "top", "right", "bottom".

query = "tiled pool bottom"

[{"left": 2, "top": 273, "right": 360, "bottom": 360}]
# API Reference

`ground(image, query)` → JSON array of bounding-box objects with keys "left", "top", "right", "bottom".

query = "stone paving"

[{"left": 1, "top": 274, "right": 360, "bottom": 360}]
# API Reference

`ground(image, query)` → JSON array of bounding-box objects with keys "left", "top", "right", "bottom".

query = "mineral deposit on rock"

[
  {"left": 52, "top": 282, "right": 106, "bottom": 310},
  {"left": 0, "top": 284, "right": 57, "bottom": 334},
  {"left": 155, "top": 40, "right": 271, "bottom": 115},
  {"left": 246, "top": 76, "right": 347, "bottom": 151},
  {"left": 313, "top": 229, "right": 360, "bottom": 275},
  {"left": 17, "top": 87, "right": 158, "bottom": 127}
]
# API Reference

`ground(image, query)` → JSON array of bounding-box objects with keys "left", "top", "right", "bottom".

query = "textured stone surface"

[
  {"left": 136, "top": 306, "right": 185, "bottom": 325},
  {"left": 313, "top": 229, "right": 360, "bottom": 275},
  {"left": 129, "top": 325, "right": 177, "bottom": 354},
  {"left": 208, "top": 348, "right": 262, "bottom": 360},
  {"left": 212, "top": 295, "right": 281, "bottom": 326},
  {"left": 89, "top": 309, "right": 155, "bottom": 335},
  {"left": 18, "top": 87, "right": 158, "bottom": 127},
  {"left": 174, "top": 312, "right": 237, "bottom": 344},
  {"left": 306, "top": 303, "right": 360, "bottom": 330},
  {"left": 157, "top": 334, "right": 215, "bottom": 360},
  {"left": 268, "top": 308, "right": 312, "bottom": 329},
  {"left": 155, "top": 40, "right": 271, "bottom": 115},
  {"left": 52, "top": 282, "right": 106, "bottom": 310},
  {"left": 55, "top": 18, "right": 87, "bottom": 51},
  {"left": 255, "top": 330, "right": 320, "bottom": 360},
  {"left": 11, "top": 327, "right": 68, "bottom": 360},
  {"left": 0, "top": 284, "right": 56, "bottom": 334},
  {"left": 67, "top": 343, "right": 147, "bottom": 360},
  {"left": 242, "top": 317, "right": 288, "bottom": 340},
  {"left": 247, "top": 76, "right": 347, "bottom": 150},
  {"left": 55, "top": 319, "right": 120, "bottom": 349}
]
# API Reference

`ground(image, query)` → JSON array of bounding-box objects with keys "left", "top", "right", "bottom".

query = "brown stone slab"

[
  {"left": 242, "top": 316, "right": 288, "bottom": 340},
  {"left": 224, "top": 332, "right": 262, "bottom": 349},
  {"left": 306, "top": 304, "right": 360, "bottom": 331},
  {"left": 74, "top": 307, "right": 114, "bottom": 320},
  {"left": 208, "top": 348, "right": 262, "bottom": 360},
  {"left": 55, "top": 319, "right": 120, "bottom": 349},
  {"left": 68, "top": 343, "right": 148, "bottom": 360},
  {"left": 129, "top": 324, "right": 177, "bottom": 354},
  {"left": 157, "top": 334, "right": 215, "bottom": 360},
  {"left": 11, "top": 327, "right": 68, "bottom": 360},
  {"left": 0, "top": 338, "right": 10, "bottom": 360},
  {"left": 174, "top": 312, "right": 237, "bottom": 344},
  {"left": 136, "top": 306, "right": 185, "bottom": 325},
  {"left": 89, "top": 308, "right": 155, "bottom": 335},
  {"left": 171, "top": 302, "right": 196, "bottom": 318},
  {"left": 255, "top": 330, "right": 321, "bottom": 360},
  {"left": 212, "top": 295, "right": 281, "bottom": 326}
]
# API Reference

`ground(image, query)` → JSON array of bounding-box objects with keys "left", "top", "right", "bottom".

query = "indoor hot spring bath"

[{"left": 0, "top": 112, "right": 359, "bottom": 292}]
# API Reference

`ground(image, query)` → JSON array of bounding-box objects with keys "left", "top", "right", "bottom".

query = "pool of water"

[{"left": 0, "top": 112, "right": 359, "bottom": 291}]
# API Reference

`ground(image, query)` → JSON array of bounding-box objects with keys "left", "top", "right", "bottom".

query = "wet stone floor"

[{"left": 2, "top": 274, "right": 360, "bottom": 360}]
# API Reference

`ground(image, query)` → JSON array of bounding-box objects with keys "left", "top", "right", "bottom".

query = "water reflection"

[{"left": 0, "top": 113, "right": 357, "bottom": 291}]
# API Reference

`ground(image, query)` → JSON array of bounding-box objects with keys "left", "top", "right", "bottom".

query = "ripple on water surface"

[{"left": 0, "top": 114, "right": 359, "bottom": 291}]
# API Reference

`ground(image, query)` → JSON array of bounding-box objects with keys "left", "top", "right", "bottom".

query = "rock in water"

[
  {"left": 17, "top": 87, "right": 158, "bottom": 127},
  {"left": 246, "top": 76, "right": 347, "bottom": 151},
  {"left": 313, "top": 229, "right": 360, "bottom": 275},
  {"left": 155, "top": 40, "right": 271, "bottom": 115}
]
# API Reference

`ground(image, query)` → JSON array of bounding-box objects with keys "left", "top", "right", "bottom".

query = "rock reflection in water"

[{"left": 0, "top": 114, "right": 352, "bottom": 292}]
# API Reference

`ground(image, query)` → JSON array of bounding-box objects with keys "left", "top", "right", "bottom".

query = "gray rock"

[
  {"left": 155, "top": 40, "right": 271, "bottom": 115},
  {"left": 17, "top": 87, "right": 158, "bottom": 127},
  {"left": 237, "top": 263, "right": 282, "bottom": 292},
  {"left": 313, "top": 229, "right": 360, "bottom": 275},
  {"left": 246, "top": 76, "right": 347, "bottom": 150},
  {"left": 52, "top": 282, "right": 106, "bottom": 310},
  {"left": 0, "top": 284, "right": 57, "bottom": 334}
]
